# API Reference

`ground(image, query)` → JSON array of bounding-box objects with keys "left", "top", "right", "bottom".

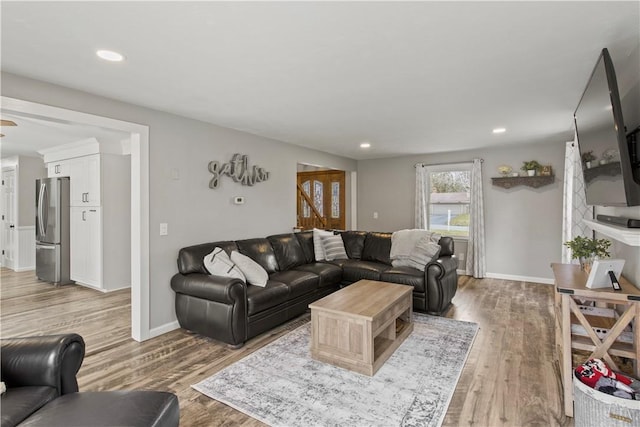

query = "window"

[{"left": 427, "top": 167, "right": 471, "bottom": 238}]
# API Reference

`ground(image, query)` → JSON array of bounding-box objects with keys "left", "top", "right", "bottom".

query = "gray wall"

[
  {"left": 357, "top": 139, "right": 566, "bottom": 281},
  {"left": 2, "top": 72, "right": 357, "bottom": 330},
  {"left": 17, "top": 156, "right": 46, "bottom": 226}
]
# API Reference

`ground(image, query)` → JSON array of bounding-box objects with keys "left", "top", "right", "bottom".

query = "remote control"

[{"left": 609, "top": 270, "right": 622, "bottom": 291}]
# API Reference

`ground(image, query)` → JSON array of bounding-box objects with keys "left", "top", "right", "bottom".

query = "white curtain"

[
  {"left": 415, "top": 165, "right": 428, "bottom": 229},
  {"left": 465, "top": 158, "right": 486, "bottom": 278},
  {"left": 562, "top": 139, "right": 593, "bottom": 263}
]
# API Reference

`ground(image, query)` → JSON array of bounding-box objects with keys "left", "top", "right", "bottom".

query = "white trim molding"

[
  {"left": 15, "top": 226, "right": 35, "bottom": 272},
  {"left": 149, "top": 321, "right": 180, "bottom": 338},
  {"left": 485, "top": 272, "right": 554, "bottom": 285}
]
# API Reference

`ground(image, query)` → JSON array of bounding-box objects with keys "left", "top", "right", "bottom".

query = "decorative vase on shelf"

[{"left": 527, "top": 170, "right": 535, "bottom": 177}]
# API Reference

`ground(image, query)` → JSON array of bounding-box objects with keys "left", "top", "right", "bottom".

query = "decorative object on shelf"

[
  {"left": 521, "top": 160, "right": 541, "bottom": 176},
  {"left": 491, "top": 175, "right": 554, "bottom": 189},
  {"left": 563, "top": 235, "right": 611, "bottom": 273},
  {"left": 208, "top": 153, "right": 270, "bottom": 189},
  {"left": 497, "top": 165, "right": 513, "bottom": 176},
  {"left": 602, "top": 148, "right": 619, "bottom": 164},
  {"left": 540, "top": 165, "right": 553, "bottom": 176},
  {"left": 581, "top": 150, "right": 596, "bottom": 169}
]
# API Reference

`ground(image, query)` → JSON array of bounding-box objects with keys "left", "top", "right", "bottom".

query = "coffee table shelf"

[{"left": 309, "top": 280, "right": 413, "bottom": 376}]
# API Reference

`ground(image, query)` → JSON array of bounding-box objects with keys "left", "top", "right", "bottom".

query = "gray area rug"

[{"left": 193, "top": 314, "right": 478, "bottom": 427}]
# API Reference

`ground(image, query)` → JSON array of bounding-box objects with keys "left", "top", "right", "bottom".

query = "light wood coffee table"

[{"left": 309, "top": 279, "right": 413, "bottom": 376}]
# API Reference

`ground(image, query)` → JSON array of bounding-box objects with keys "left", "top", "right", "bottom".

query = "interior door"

[
  {"left": 297, "top": 170, "right": 346, "bottom": 230},
  {"left": 1, "top": 168, "right": 17, "bottom": 268}
]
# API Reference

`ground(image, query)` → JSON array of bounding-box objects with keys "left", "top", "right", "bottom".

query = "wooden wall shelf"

[{"left": 491, "top": 175, "right": 554, "bottom": 189}]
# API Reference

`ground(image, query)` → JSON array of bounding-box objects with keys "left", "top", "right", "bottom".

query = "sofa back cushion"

[
  {"left": 438, "top": 236, "right": 455, "bottom": 257},
  {"left": 340, "top": 231, "right": 367, "bottom": 259},
  {"left": 177, "top": 241, "right": 238, "bottom": 274},
  {"left": 236, "top": 238, "right": 280, "bottom": 274},
  {"left": 361, "top": 232, "right": 392, "bottom": 265},
  {"left": 267, "top": 233, "right": 307, "bottom": 271},
  {"left": 295, "top": 231, "right": 315, "bottom": 263}
]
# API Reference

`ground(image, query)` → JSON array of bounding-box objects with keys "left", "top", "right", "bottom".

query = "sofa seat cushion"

[
  {"left": 0, "top": 386, "right": 57, "bottom": 427},
  {"left": 293, "top": 263, "right": 342, "bottom": 288},
  {"left": 381, "top": 266, "right": 425, "bottom": 292},
  {"left": 338, "top": 260, "right": 390, "bottom": 283},
  {"left": 246, "top": 281, "right": 290, "bottom": 315},
  {"left": 19, "top": 391, "right": 179, "bottom": 427},
  {"left": 269, "top": 270, "right": 320, "bottom": 299}
]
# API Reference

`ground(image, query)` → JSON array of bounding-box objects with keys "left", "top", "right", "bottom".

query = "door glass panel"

[
  {"left": 314, "top": 180, "right": 323, "bottom": 217},
  {"left": 331, "top": 182, "right": 340, "bottom": 218},
  {"left": 302, "top": 181, "right": 310, "bottom": 218}
]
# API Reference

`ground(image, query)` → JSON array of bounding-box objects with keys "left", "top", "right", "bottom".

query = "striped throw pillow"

[{"left": 321, "top": 234, "right": 349, "bottom": 261}]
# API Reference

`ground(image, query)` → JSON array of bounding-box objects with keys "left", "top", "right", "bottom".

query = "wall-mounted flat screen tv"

[{"left": 574, "top": 48, "right": 640, "bottom": 206}]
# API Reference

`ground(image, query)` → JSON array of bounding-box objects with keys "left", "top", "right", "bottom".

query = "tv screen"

[{"left": 574, "top": 48, "right": 640, "bottom": 206}]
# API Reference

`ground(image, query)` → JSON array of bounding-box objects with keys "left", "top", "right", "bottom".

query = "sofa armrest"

[
  {"left": 424, "top": 256, "right": 459, "bottom": 315},
  {"left": 170, "top": 273, "right": 246, "bottom": 304},
  {"left": 0, "top": 333, "right": 85, "bottom": 395}
]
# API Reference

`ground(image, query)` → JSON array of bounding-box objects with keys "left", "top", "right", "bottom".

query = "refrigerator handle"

[
  {"left": 41, "top": 182, "right": 49, "bottom": 236},
  {"left": 37, "top": 182, "right": 45, "bottom": 236}
]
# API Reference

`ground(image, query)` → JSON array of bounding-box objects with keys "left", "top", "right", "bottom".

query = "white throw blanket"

[{"left": 390, "top": 229, "right": 440, "bottom": 261}]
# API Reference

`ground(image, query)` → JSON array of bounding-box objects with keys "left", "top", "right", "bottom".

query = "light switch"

[
  {"left": 160, "top": 223, "right": 168, "bottom": 236},
  {"left": 373, "top": 212, "right": 379, "bottom": 219}
]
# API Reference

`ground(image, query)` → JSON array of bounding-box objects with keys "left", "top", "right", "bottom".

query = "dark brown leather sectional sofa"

[{"left": 171, "top": 230, "right": 458, "bottom": 347}]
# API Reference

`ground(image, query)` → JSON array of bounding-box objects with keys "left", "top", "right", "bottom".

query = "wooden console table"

[{"left": 552, "top": 263, "right": 640, "bottom": 417}]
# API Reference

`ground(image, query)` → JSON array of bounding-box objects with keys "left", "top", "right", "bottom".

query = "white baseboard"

[
  {"left": 13, "top": 266, "right": 35, "bottom": 272},
  {"left": 457, "top": 270, "right": 553, "bottom": 284},
  {"left": 149, "top": 320, "right": 180, "bottom": 338},
  {"left": 485, "top": 272, "right": 554, "bottom": 285}
]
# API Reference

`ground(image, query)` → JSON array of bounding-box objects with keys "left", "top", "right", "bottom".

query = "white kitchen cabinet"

[
  {"left": 43, "top": 142, "right": 131, "bottom": 292},
  {"left": 69, "top": 154, "right": 101, "bottom": 206},
  {"left": 47, "top": 160, "right": 71, "bottom": 178},
  {"left": 70, "top": 207, "right": 102, "bottom": 288}
]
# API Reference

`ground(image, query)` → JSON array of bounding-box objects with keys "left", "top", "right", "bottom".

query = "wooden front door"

[{"left": 297, "top": 170, "right": 345, "bottom": 230}]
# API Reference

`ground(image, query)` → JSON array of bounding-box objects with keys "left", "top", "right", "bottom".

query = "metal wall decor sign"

[{"left": 208, "top": 154, "right": 270, "bottom": 189}]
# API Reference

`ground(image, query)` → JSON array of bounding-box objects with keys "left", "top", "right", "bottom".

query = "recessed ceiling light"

[
  {"left": 360, "top": 142, "right": 371, "bottom": 148},
  {"left": 96, "top": 49, "right": 125, "bottom": 62},
  {"left": 492, "top": 128, "right": 506, "bottom": 134}
]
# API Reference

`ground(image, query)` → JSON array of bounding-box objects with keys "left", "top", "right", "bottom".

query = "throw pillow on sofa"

[
  {"left": 313, "top": 228, "right": 334, "bottom": 261},
  {"left": 406, "top": 236, "right": 442, "bottom": 271},
  {"left": 391, "top": 229, "right": 441, "bottom": 268},
  {"left": 320, "top": 234, "right": 349, "bottom": 261},
  {"left": 230, "top": 251, "right": 269, "bottom": 287},
  {"left": 203, "top": 247, "right": 246, "bottom": 281}
]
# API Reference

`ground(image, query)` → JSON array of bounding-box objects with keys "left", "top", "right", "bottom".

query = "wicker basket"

[{"left": 574, "top": 374, "right": 640, "bottom": 426}]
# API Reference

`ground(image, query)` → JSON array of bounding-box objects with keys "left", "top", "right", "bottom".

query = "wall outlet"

[
  {"left": 160, "top": 223, "right": 168, "bottom": 236},
  {"left": 373, "top": 212, "right": 379, "bottom": 219},
  {"left": 457, "top": 252, "right": 465, "bottom": 261}
]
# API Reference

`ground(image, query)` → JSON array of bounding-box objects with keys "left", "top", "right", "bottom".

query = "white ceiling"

[{"left": 1, "top": 2, "right": 639, "bottom": 160}]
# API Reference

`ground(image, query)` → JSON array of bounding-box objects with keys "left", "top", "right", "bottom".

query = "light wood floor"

[{"left": 1, "top": 268, "right": 571, "bottom": 426}]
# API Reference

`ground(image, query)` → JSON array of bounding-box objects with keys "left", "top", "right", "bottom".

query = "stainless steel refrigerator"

[{"left": 36, "top": 177, "right": 71, "bottom": 285}]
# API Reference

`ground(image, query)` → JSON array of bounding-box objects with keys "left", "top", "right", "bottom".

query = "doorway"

[
  {"left": 1, "top": 96, "right": 150, "bottom": 342},
  {"left": 1, "top": 168, "right": 17, "bottom": 268},
  {"left": 297, "top": 170, "right": 346, "bottom": 230}
]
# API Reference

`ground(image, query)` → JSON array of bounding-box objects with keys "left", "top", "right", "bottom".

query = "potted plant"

[
  {"left": 581, "top": 151, "right": 596, "bottom": 169},
  {"left": 564, "top": 236, "right": 611, "bottom": 272},
  {"left": 521, "top": 160, "right": 541, "bottom": 176}
]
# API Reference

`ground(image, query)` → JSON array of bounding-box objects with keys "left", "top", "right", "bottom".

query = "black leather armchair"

[
  {"left": 1, "top": 334, "right": 180, "bottom": 427},
  {"left": 1, "top": 334, "right": 85, "bottom": 427}
]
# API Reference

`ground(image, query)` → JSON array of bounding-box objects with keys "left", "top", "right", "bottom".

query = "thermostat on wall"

[{"left": 233, "top": 196, "right": 245, "bottom": 205}]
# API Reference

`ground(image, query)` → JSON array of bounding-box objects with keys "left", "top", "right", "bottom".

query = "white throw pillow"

[
  {"left": 230, "top": 251, "right": 269, "bottom": 287},
  {"left": 203, "top": 247, "right": 246, "bottom": 281},
  {"left": 313, "top": 228, "right": 334, "bottom": 261},
  {"left": 406, "top": 237, "right": 442, "bottom": 271},
  {"left": 321, "top": 234, "right": 348, "bottom": 261}
]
